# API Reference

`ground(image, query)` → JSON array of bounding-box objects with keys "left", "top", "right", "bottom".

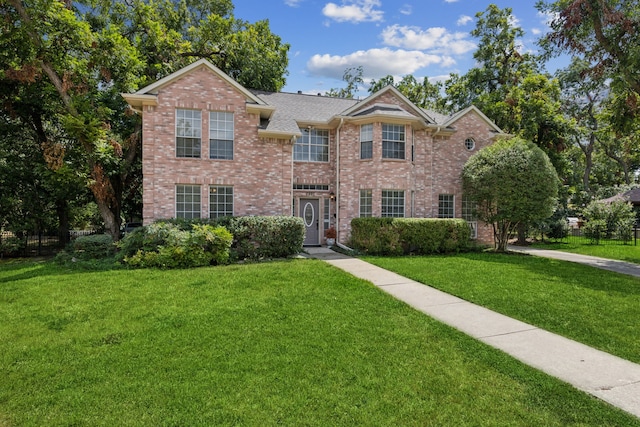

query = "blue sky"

[{"left": 233, "top": 0, "right": 563, "bottom": 96}]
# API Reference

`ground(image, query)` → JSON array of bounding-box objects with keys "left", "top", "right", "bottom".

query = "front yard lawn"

[
  {"left": 364, "top": 252, "right": 640, "bottom": 365},
  {"left": 1, "top": 259, "right": 638, "bottom": 426}
]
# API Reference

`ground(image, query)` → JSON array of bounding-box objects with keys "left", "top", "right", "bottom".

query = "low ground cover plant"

[{"left": 116, "top": 222, "right": 233, "bottom": 268}]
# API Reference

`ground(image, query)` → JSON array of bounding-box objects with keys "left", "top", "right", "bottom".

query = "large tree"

[
  {"left": 1, "top": 0, "right": 289, "bottom": 239},
  {"left": 462, "top": 137, "right": 559, "bottom": 252},
  {"left": 444, "top": 5, "right": 568, "bottom": 167}
]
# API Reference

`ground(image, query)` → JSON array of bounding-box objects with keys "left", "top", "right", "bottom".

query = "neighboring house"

[{"left": 122, "top": 59, "right": 504, "bottom": 246}]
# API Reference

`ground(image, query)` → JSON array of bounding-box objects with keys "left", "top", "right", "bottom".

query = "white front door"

[{"left": 301, "top": 198, "right": 319, "bottom": 246}]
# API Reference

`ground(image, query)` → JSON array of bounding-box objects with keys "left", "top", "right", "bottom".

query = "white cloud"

[
  {"left": 322, "top": 0, "right": 384, "bottom": 23},
  {"left": 380, "top": 24, "right": 476, "bottom": 55},
  {"left": 444, "top": 0, "right": 459, "bottom": 3},
  {"left": 400, "top": 4, "right": 412, "bottom": 15},
  {"left": 457, "top": 15, "right": 473, "bottom": 26},
  {"left": 508, "top": 14, "right": 520, "bottom": 28},
  {"left": 284, "top": 0, "right": 304, "bottom": 6},
  {"left": 307, "top": 48, "right": 451, "bottom": 80},
  {"left": 531, "top": 28, "right": 542, "bottom": 35}
]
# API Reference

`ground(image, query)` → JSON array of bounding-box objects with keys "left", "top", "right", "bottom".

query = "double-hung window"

[
  {"left": 360, "top": 124, "right": 373, "bottom": 159},
  {"left": 209, "top": 112, "right": 234, "bottom": 160},
  {"left": 382, "top": 124, "right": 405, "bottom": 159},
  {"left": 176, "top": 184, "right": 201, "bottom": 219},
  {"left": 381, "top": 190, "right": 405, "bottom": 217},
  {"left": 359, "top": 189, "right": 372, "bottom": 217},
  {"left": 209, "top": 186, "right": 233, "bottom": 218},
  {"left": 176, "top": 109, "right": 201, "bottom": 158},
  {"left": 294, "top": 128, "right": 329, "bottom": 162},
  {"left": 438, "top": 194, "right": 455, "bottom": 218}
]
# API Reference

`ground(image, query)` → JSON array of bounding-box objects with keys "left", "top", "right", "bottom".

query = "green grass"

[
  {"left": 1, "top": 260, "right": 638, "bottom": 426},
  {"left": 531, "top": 237, "right": 640, "bottom": 264},
  {"left": 364, "top": 252, "right": 640, "bottom": 365}
]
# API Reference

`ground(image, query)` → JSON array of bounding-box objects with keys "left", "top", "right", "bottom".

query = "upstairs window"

[
  {"left": 209, "top": 111, "right": 234, "bottom": 160},
  {"left": 176, "top": 109, "right": 201, "bottom": 158},
  {"left": 382, "top": 124, "right": 405, "bottom": 159},
  {"left": 294, "top": 128, "right": 329, "bottom": 162},
  {"left": 360, "top": 124, "right": 373, "bottom": 159}
]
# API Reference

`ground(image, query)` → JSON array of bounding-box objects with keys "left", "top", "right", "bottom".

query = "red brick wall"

[
  {"left": 140, "top": 66, "right": 497, "bottom": 245},
  {"left": 140, "top": 65, "right": 293, "bottom": 222}
]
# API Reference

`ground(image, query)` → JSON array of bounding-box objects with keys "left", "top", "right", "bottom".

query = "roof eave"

[{"left": 121, "top": 93, "right": 158, "bottom": 111}]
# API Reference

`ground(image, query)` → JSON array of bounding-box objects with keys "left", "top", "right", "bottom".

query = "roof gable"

[
  {"left": 342, "top": 86, "right": 436, "bottom": 124},
  {"left": 125, "top": 59, "right": 266, "bottom": 107},
  {"left": 443, "top": 105, "right": 504, "bottom": 133}
]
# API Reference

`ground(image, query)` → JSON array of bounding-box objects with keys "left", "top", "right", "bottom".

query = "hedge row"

[
  {"left": 120, "top": 216, "right": 305, "bottom": 266},
  {"left": 350, "top": 217, "right": 472, "bottom": 255}
]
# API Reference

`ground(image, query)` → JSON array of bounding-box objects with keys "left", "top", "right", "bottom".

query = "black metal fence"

[
  {"left": 538, "top": 227, "right": 639, "bottom": 246},
  {"left": 0, "top": 230, "right": 97, "bottom": 258}
]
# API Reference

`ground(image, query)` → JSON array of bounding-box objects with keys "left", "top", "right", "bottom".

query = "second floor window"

[
  {"left": 294, "top": 128, "right": 329, "bottom": 162},
  {"left": 176, "top": 109, "right": 201, "bottom": 158},
  {"left": 382, "top": 123, "right": 405, "bottom": 159},
  {"left": 209, "top": 111, "right": 234, "bottom": 160},
  {"left": 360, "top": 124, "right": 373, "bottom": 159}
]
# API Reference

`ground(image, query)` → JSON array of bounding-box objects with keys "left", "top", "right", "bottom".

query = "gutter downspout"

[
  {"left": 336, "top": 118, "right": 344, "bottom": 243},
  {"left": 291, "top": 136, "right": 296, "bottom": 216},
  {"left": 432, "top": 126, "right": 440, "bottom": 217}
]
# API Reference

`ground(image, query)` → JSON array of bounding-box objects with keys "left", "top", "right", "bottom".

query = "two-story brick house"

[{"left": 122, "top": 59, "right": 503, "bottom": 246}]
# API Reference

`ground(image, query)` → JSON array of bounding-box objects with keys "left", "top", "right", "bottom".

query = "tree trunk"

[{"left": 56, "top": 199, "right": 70, "bottom": 245}]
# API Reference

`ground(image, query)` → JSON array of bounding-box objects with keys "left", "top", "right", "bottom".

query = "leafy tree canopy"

[
  {"left": 0, "top": 0, "right": 289, "bottom": 239},
  {"left": 462, "top": 137, "right": 559, "bottom": 251}
]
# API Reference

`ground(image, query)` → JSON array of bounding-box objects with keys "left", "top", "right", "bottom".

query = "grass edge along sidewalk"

[
  {"left": 0, "top": 258, "right": 637, "bottom": 425},
  {"left": 357, "top": 251, "right": 640, "bottom": 419}
]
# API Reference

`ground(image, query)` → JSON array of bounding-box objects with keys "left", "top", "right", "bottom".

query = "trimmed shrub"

[
  {"left": 350, "top": 218, "right": 471, "bottom": 255},
  {"left": 68, "top": 234, "right": 116, "bottom": 259},
  {"left": 221, "top": 216, "right": 305, "bottom": 261}
]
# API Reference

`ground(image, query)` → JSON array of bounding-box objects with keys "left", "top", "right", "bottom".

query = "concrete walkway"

[{"left": 304, "top": 246, "right": 640, "bottom": 419}]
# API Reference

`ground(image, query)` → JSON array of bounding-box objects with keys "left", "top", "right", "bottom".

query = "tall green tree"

[
  {"left": 538, "top": 0, "right": 640, "bottom": 181},
  {"left": 326, "top": 66, "right": 364, "bottom": 99},
  {"left": 462, "top": 137, "right": 559, "bottom": 252},
  {"left": 1, "top": 0, "right": 289, "bottom": 239},
  {"left": 443, "top": 5, "right": 568, "bottom": 168},
  {"left": 556, "top": 57, "right": 608, "bottom": 194},
  {"left": 369, "top": 74, "right": 444, "bottom": 112}
]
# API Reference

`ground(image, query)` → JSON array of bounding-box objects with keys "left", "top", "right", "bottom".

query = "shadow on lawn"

[{"left": 0, "top": 258, "right": 122, "bottom": 284}]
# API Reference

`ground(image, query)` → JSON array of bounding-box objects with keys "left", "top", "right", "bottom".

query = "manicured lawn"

[
  {"left": 531, "top": 238, "right": 640, "bottom": 264},
  {"left": 1, "top": 259, "right": 638, "bottom": 426},
  {"left": 364, "top": 252, "right": 640, "bottom": 365}
]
